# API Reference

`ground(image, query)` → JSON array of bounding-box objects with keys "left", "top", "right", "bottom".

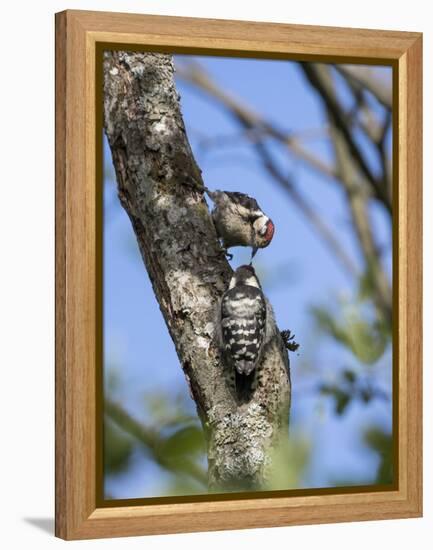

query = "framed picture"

[{"left": 55, "top": 10, "right": 422, "bottom": 540}]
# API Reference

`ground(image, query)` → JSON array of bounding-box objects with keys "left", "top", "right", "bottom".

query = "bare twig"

[
  {"left": 308, "top": 64, "right": 392, "bottom": 319},
  {"left": 329, "top": 122, "right": 392, "bottom": 320},
  {"left": 300, "top": 63, "right": 391, "bottom": 213},
  {"left": 176, "top": 63, "right": 339, "bottom": 182},
  {"left": 377, "top": 109, "right": 393, "bottom": 203},
  {"left": 307, "top": 66, "right": 392, "bottom": 317},
  {"left": 335, "top": 68, "right": 392, "bottom": 198},
  {"left": 335, "top": 65, "right": 392, "bottom": 110},
  {"left": 253, "top": 140, "right": 358, "bottom": 277}
]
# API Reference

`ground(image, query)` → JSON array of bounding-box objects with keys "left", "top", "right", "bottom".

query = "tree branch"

[
  {"left": 335, "top": 68, "right": 393, "bottom": 200},
  {"left": 105, "top": 399, "right": 207, "bottom": 486},
  {"left": 300, "top": 63, "right": 392, "bottom": 213},
  {"left": 334, "top": 65, "right": 392, "bottom": 110},
  {"left": 300, "top": 63, "right": 392, "bottom": 320},
  {"left": 253, "top": 140, "right": 358, "bottom": 277},
  {"left": 176, "top": 62, "right": 339, "bottom": 182},
  {"left": 103, "top": 51, "right": 291, "bottom": 491},
  {"left": 328, "top": 119, "right": 392, "bottom": 320}
]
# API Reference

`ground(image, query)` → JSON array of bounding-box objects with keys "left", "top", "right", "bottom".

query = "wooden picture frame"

[{"left": 55, "top": 9, "right": 422, "bottom": 540}]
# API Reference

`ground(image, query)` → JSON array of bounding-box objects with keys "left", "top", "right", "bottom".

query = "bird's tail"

[
  {"left": 235, "top": 370, "right": 256, "bottom": 403},
  {"left": 235, "top": 361, "right": 256, "bottom": 403}
]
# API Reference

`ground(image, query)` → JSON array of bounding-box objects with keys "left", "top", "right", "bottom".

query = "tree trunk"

[{"left": 103, "top": 51, "right": 291, "bottom": 491}]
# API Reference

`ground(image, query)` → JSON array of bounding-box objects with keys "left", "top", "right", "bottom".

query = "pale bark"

[{"left": 103, "top": 51, "right": 291, "bottom": 491}]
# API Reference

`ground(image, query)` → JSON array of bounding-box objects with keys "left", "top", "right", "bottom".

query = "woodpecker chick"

[
  {"left": 207, "top": 190, "right": 275, "bottom": 260},
  {"left": 220, "top": 265, "right": 267, "bottom": 399}
]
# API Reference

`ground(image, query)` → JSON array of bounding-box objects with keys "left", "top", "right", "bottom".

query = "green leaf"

[
  {"left": 159, "top": 426, "right": 205, "bottom": 461},
  {"left": 342, "top": 369, "right": 357, "bottom": 384},
  {"left": 319, "top": 383, "right": 352, "bottom": 415},
  {"left": 364, "top": 427, "right": 394, "bottom": 484},
  {"left": 358, "top": 264, "right": 376, "bottom": 302},
  {"left": 336, "top": 393, "right": 351, "bottom": 415},
  {"left": 311, "top": 305, "right": 388, "bottom": 364},
  {"left": 104, "top": 418, "right": 134, "bottom": 474},
  {"left": 266, "top": 435, "right": 311, "bottom": 490}
]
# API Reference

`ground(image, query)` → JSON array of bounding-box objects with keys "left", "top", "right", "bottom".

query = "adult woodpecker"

[{"left": 206, "top": 189, "right": 275, "bottom": 261}]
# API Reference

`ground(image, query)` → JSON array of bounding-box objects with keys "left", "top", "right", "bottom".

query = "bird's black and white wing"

[{"left": 220, "top": 284, "right": 267, "bottom": 375}]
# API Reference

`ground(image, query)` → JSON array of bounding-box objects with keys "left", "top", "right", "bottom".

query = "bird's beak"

[{"left": 250, "top": 247, "right": 258, "bottom": 263}]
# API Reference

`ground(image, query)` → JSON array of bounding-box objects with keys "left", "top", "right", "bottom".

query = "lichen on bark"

[{"left": 103, "top": 50, "right": 291, "bottom": 491}]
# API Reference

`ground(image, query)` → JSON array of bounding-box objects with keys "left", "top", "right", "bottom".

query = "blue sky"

[{"left": 103, "top": 55, "right": 393, "bottom": 499}]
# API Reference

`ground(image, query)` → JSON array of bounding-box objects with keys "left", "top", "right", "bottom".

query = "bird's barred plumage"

[{"left": 220, "top": 266, "right": 267, "bottom": 377}]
